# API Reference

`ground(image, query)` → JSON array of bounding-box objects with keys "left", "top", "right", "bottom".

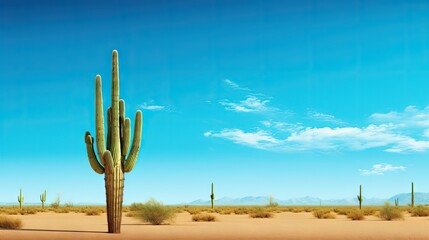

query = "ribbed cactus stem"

[
  {"left": 40, "top": 190, "right": 47, "bottom": 209},
  {"left": 394, "top": 198, "right": 399, "bottom": 207},
  {"left": 210, "top": 183, "right": 215, "bottom": 209},
  {"left": 411, "top": 182, "right": 414, "bottom": 207},
  {"left": 17, "top": 189, "right": 24, "bottom": 210},
  {"left": 84, "top": 50, "right": 143, "bottom": 234},
  {"left": 357, "top": 185, "right": 362, "bottom": 210}
]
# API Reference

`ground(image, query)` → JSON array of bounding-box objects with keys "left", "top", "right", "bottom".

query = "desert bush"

[
  {"left": 378, "top": 203, "right": 403, "bottom": 221},
  {"left": 411, "top": 205, "right": 429, "bottom": 217},
  {"left": 313, "top": 209, "right": 336, "bottom": 219},
  {"left": 85, "top": 209, "right": 102, "bottom": 216},
  {"left": 346, "top": 210, "right": 365, "bottom": 220},
  {"left": 51, "top": 194, "right": 61, "bottom": 209},
  {"left": 192, "top": 213, "right": 217, "bottom": 222},
  {"left": 290, "top": 207, "right": 305, "bottom": 213},
  {"left": 249, "top": 208, "right": 273, "bottom": 218},
  {"left": 19, "top": 208, "right": 37, "bottom": 215},
  {"left": 130, "top": 198, "right": 176, "bottom": 225},
  {"left": 0, "top": 215, "right": 23, "bottom": 229}
]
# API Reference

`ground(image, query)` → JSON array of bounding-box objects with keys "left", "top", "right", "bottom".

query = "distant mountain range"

[{"left": 186, "top": 193, "right": 429, "bottom": 206}]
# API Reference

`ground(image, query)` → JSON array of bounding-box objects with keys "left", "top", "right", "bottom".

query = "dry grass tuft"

[
  {"left": 313, "top": 209, "right": 336, "bottom": 219},
  {"left": 378, "top": 203, "right": 403, "bottom": 221},
  {"left": 346, "top": 210, "right": 365, "bottom": 220},
  {"left": 192, "top": 213, "right": 217, "bottom": 222},
  {"left": 0, "top": 215, "right": 23, "bottom": 229},
  {"left": 249, "top": 208, "right": 273, "bottom": 218},
  {"left": 411, "top": 205, "right": 429, "bottom": 217}
]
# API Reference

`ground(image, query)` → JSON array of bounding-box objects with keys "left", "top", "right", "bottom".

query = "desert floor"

[{"left": 1, "top": 212, "right": 429, "bottom": 240}]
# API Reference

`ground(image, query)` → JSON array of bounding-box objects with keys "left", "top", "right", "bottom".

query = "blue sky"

[{"left": 1, "top": 0, "right": 429, "bottom": 205}]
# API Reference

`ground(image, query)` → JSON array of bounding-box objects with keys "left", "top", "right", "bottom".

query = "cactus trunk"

[
  {"left": 411, "top": 182, "right": 414, "bottom": 207},
  {"left": 357, "top": 185, "right": 362, "bottom": 210},
  {"left": 105, "top": 167, "right": 124, "bottom": 233},
  {"left": 40, "top": 190, "right": 46, "bottom": 209},
  {"left": 17, "top": 189, "right": 23, "bottom": 210},
  {"left": 210, "top": 183, "right": 215, "bottom": 209},
  {"left": 84, "top": 50, "right": 143, "bottom": 234}
]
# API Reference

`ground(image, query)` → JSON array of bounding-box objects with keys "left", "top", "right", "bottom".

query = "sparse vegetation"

[
  {"left": 267, "top": 195, "right": 279, "bottom": 207},
  {"left": 249, "top": 208, "right": 273, "bottom": 218},
  {"left": 346, "top": 210, "right": 365, "bottom": 220},
  {"left": 129, "top": 199, "right": 176, "bottom": 225},
  {"left": 378, "top": 202, "right": 403, "bottom": 221},
  {"left": 0, "top": 215, "right": 23, "bottom": 229},
  {"left": 411, "top": 205, "right": 429, "bottom": 217},
  {"left": 192, "top": 213, "right": 217, "bottom": 222},
  {"left": 51, "top": 193, "right": 61, "bottom": 209},
  {"left": 313, "top": 209, "right": 336, "bottom": 219},
  {"left": 85, "top": 209, "right": 102, "bottom": 216}
]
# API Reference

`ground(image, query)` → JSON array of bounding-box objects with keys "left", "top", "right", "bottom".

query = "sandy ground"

[{"left": 1, "top": 212, "right": 429, "bottom": 240}]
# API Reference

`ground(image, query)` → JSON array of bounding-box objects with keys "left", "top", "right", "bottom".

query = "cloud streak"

[
  {"left": 219, "top": 96, "right": 275, "bottom": 113},
  {"left": 359, "top": 163, "right": 406, "bottom": 176},
  {"left": 224, "top": 79, "right": 250, "bottom": 91}
]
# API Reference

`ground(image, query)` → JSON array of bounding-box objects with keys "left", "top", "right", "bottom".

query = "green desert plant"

[
  {"left": 192, "top": 213, "right": 217, "bottom": 222},
  {"left": 378, "top": 202, "right": 403, "bottom": 221},
  {"left": 267, "top": 195, "right": 279, "bottom": 207},
  {"left": 0, "top": 215, "right": 23, "bottom": 229},
  {"left": 411, "top": 205, "right": 429, "bottom": 217},
  {"left": 84, "top": 50, "right": 143, "bottom": 233},
  {"left": 130, "top": 199, "right": 175, "bottom": 225},
  {"left": 357, "top": 185, "right": 362, "bottom": 210},
  {"left": 210, "top": 183, "right": 215, "bottom": 209},
  {"left": 411, "top": 182, "right": 415, "bottom": 207},
  {"left": 40, "top": 190, "right": 46, "bottom": 209},
  {"left": 394, "top": 198, "right": 399, "bottom": 207},
  {"left": 17, "top": 189, "right": 24, "bottom": 210},
  {"left": 51, "top": 193, "right": 61, "bottom": 208}
]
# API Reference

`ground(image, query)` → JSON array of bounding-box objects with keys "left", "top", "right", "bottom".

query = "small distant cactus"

[
  {"left": 17, "top": 189, "right": 24, "bottom": 210},
  {"left": 357, "top": 185, "right": 362, "bottom": 210},
  {"left": 40, "top": 190, "right": 47, "bottom": 209},
  {"left": 210, "top": 183, "right": 215, "bottom": 209},
  {"left": 411, "top": 182, "right": 414, "bottom": 207},
  {"left": 394, "top": 198, "right": 399, "bottom": 207}
]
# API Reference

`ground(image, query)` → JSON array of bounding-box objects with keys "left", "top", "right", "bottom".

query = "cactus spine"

[
  {"left": 84, "top": 50, "right": 143, "bottom": 233},
  {"left": 411, "top": 182, "right": 414, "bottom": 207},
  {"left": 394, "top": 198, "right": 399, "bottom": 207},
  {"left": 40, "top": 190, "right": 47, "bottom": 209},
  {"left": 210, "top": 183, "right": 215, "bottom": 209},
  {"left": 357, "top": 185, "right": 362, "bottom": 210},
  {"left": 17, "top": 189, "right": 24, "bottom": 210}
]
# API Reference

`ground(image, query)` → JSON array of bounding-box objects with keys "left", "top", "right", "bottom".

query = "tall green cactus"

[
  {"left": 357, "top": 185, "right": 362, "bottom": 210},
  {"left": 411, "top": 182, "right": 414, "bottom": 207},
  {"left": 84, "top": 50, "right": 143, "bottom": 233},
  {"left": 40, "top": 190, "right": 46, "bottom": 209},
  {"left": 17, "top": 189, "right": 24, "bottom": 210},
  {"left": 210, "top": 183, "right": 215, "bottom": 209},
  {"left": 394, "top": 198, "right": 399, "bottom": 207}
]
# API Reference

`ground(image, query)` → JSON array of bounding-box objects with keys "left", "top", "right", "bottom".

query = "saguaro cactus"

[
  {"left": 40, "top": 190, "right": 46, "bottom": 209},
  {"left": 357, "top": 185, "right": 362, "bottom": 210},
  {"left": 84, "top": 50, "right": 143, "bottom": 233},
  {"left": 17, "top": 189, "right": 24, "bottom": 210},
  {"left": 411, "top": 182, "right": 414, "bottom": 207},
  {"left": 394, "top": 198, "right": 399, "bottom": 207},
  {"left": 210, "top": 183, "right": 215, "bottom": 209}
]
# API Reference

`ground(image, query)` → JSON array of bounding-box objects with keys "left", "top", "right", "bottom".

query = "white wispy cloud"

[
  {"left": 140, "top": 101, "right": 170, "bottom": 111},
  {"left": 205, "top": 124, "right": 429, "bottom": 153},
  {"left": 224, "top": 79, "right": 250, "bottom": 91},
  {"left": 219, "top": 96, "right": 275, "bottom": 113},
  {"left": 370, "top": 105, "right": 429, "bottom": 128},
  {"left": 359, "top": 163, "right": 406, "bottom": 176},
  {"left": 204, "top": 129, "right": 279, "bottom": 150},
  {"left": 260, "top": 120, "right": 303, "bottom": 132},
  {"left": 308, "top": 111, "right": 345, "bottom": 125}
]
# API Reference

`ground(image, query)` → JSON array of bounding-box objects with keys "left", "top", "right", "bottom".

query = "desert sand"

[{"left": 1, "top": 211, "right": 429, "bottom": 240}]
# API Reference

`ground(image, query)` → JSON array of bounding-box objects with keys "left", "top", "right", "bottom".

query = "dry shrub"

[
  {"left": 130, "top": 199, "right": 176, "bottom": 225},
  {"left": 313, "top": 209, "right": 336, "bottom": 219},
  {"left": 19, "top": 208, "right": 37, "bottom": 215},
  {"left": 411, "top": 205, "right": 429, "bottom": 217},
  {"left": 192, "top": 213, "right": 217, "bottom": 222},
  {"left": 249, "top": 208, "right": 273, "bottom": 218},
  {"left": 347, "top": 210, "right": 365, "bottom": 220},
  {"left": 85, "top": 209, "right": 102, "bottom": 216},
  {"left": 378, "top": 203, "right": 403, "bottom": 221},
  {"left": 0, "top": 215, "right": 23, "bottom": 229}
]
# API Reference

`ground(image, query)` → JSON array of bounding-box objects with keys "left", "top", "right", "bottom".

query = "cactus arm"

[
  {"left": 106, "top": 107, "right": 112, "bottom": 151},
  {"left": 122, "top": 118, "right": 131, "bottom": 156},
  {"left": 124, "top": 111, "right": 142, "bottom": 172},
  {"left": 85, "top": 131, "right": 105, "bottom": 174},
  {"left": 95, "top": 75, "right": 106, "bottom": 162},
  {"left": 103, "top": 150, "right": 115, "bottom": 172},
  {"left": 110, "top": 50, "right": 121, "bottom": 165}
]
